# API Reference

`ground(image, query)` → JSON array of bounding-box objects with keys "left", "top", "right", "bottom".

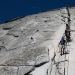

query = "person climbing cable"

[
  {"left": 66, "top": 24, "right": 70, "bottom": 30},
  {"left": 65, "top": 29, "right": 71, "bottom": 42},
  {"left": 58, "top": 37, "right": 67, "bottom": 55}
]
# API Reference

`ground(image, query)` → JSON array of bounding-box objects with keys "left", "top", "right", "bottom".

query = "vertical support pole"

[
  {"left": 48, "top": 49, "right": 49, "bottom": 55},
  {"left": 47, "top": 69, "right": 48, "bottom": 75},
  {"left": 64, "top": 50, "right": 66, "bottom": 75},
  {"left": 64, "top": 68, "right": 65, "bottom": 75}
]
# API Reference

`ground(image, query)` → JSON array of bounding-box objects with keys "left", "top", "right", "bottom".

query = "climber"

[
  {"left": 65, "top": 29, "right": 71, "bottom": 42},
  {"left": 58, "top": 37, "right": 67, "bottom": 55},
  {"left": 66, "top": 24, "right": 70, "bottom": 30}
]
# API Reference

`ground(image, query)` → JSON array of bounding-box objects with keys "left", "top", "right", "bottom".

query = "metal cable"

[
  {"left": 48, "top": 7, "right": 71, "bottom": 75},
  {"left": 16, "top": 66, "right": 19, "bottom": 75}
]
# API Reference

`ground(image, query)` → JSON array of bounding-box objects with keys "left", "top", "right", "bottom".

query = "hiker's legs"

[
  {"left": 66, "top": 36, "right": 69, "bottom": 42},
  {"left": 61, "top": 46, "right": 63, "bottom": 55},
  {"left": 67, "top": 36, "right": 71, "bottom": 42},
  {"left": 63, "top": 45, "right": 65, "bottom": 54},
  {"left": 61, "top": 45, "right": 65, "bottom": 55},
  {"left": 62, "top": 45, "right": 65, "bottom": 54}
]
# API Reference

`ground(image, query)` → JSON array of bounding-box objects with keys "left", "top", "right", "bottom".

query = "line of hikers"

[
  {"left": 59, "top": 24, "right": 71, "bottom": 55},
  {"left": 58, "top": 7, "right": 71, "bottom": 56},
  {"left": 59, "top": 25, "right": 71, "bottom": 55}
]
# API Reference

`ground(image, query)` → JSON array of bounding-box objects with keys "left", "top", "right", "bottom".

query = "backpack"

[{"left": 60, "top": 40, "right": 66, "bottom": 45}]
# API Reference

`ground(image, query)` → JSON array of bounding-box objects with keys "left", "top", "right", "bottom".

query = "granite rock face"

[
  {"left": 0, "top": 7, "right": 71, "bottom": 75},
  {"left": 0, "top": 66, "right": 18, "bottom": 75},
  {"left": 17, "top": 66, "right": 34, "bottom": 75}
]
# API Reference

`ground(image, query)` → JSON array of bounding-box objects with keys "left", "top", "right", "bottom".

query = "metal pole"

[
  {"left": 47, "top": 69, "right": 48, "bottom": 75},
  {"left": 64, "top": 68, "right": 65, "bottom": 75}
]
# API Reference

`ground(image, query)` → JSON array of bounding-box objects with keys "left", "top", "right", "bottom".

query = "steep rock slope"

[{"left": 0, "top": 7, "right": 67, "bottom": 75}]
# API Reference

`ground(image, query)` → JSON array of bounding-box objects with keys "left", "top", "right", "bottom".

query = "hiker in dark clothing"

[
  {"left": 65, "top": 29, "right": 71, "bottom": 42},
  {"left": 65, "top": 23, "right": 71, "bottom": 42},
  {"left": 66, "top": 24, "right": 70, "bottom": 30},
  {"left": 59, "top": 37, "right": 67, "bottom": 55}
]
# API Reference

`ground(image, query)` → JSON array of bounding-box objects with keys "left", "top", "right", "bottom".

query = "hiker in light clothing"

[{"left": 59, "top": 37, "right": 67, "bottom": 55}]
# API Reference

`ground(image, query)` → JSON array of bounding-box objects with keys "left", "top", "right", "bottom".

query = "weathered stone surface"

[
  {"left": 0, "top": 65, "right": 34, "bottom": 75},
  {"left": 0, "top": 47, "right": 49, "bottom": 66},
  {"left": 0, "top": 7, "right": 69, "bottom": 75},
  {"left": 0, "top": 41, "right": 3, "bottom": 47},
  {"left": 0, "top": 29, "right": 8, "bottom": 38},
  {"left": 0, "top": 9, "right": 63, "bottom": 64},
  {"left": 0, "top": 35, "right": 14, "bottom": 45},
  {"left": 17, "top": 66, "right": 34, "bottom": 75},
  {"left": 0, "top": 66, "right": 18, "bottom": 75}
]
